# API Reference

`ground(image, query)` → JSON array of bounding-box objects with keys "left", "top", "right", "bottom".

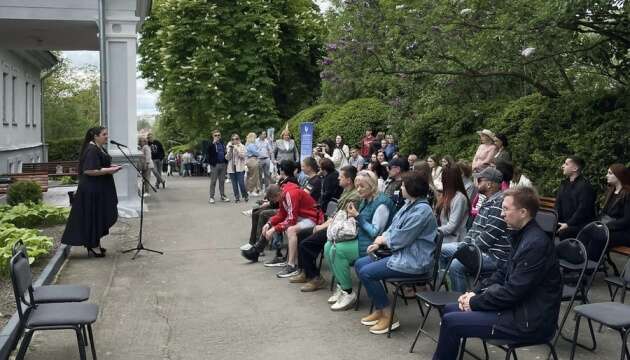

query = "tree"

[
  {"left": 43, "top": 58, "right": 100, "bottom": 140},
  {"left": 138, "top": 0, "right": 327, "bottom": 145}
]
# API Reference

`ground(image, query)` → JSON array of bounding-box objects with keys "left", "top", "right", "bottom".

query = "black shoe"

[
  {"left": 241, "top": 248, "right": 260, "bottom": 262},
  {"left": 87, "top": 248, "right": 105, "bottom": 258}
]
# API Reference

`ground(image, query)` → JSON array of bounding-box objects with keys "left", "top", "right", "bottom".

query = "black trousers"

[
  {"left": 298, "top": 229, "right": 327, "bottom": 279},
  {"left": 249, "top": 207, "right": 277, "bottom": 245}
]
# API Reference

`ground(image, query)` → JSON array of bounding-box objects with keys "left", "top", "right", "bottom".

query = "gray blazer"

[{"left": 438, "top": 191, "right": 469, "bottom": 243}]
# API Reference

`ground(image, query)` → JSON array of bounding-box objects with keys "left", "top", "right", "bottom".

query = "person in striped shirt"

[{"left": 439, "top": 167, "right": 509, "bottom": 292}]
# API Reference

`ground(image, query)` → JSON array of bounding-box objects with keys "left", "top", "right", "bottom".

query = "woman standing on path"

[
  {"left": 138, "top": 137, "right": 153, "bottom": 196},
  {"left": 226, "top": 134, "right": 248, "bottom": 203},
  {"left": 472, "top": 129, "right": 498, "bottom": 171},
  {"left": 274, "top": 128, "right": 299, "bottom": 164},
  {"left": 245, "top": 132, "right": 261, "bottom": 197},
  {"left": 61, "top": 127, "right": 121, "bottom": 257}
]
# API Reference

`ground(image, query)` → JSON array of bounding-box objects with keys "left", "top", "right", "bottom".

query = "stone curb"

[{"left": 0, "top": 244, "right": 71, "bottom": 360}]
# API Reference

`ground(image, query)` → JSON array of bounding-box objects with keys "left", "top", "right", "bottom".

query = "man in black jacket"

[
  {"left": 555, "top": 156, "right": 596, "bottom": 239},
  {"left": 433, "top": 187, "right": 561, "bottom": 360},
  {"left": 147, "top": 133, "right": 166, "bottom": 188},
  {"left": 207, "top": 129, "right": 229, "bottom": 204}
]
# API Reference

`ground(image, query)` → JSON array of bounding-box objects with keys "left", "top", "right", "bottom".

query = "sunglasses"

[{"left": 213, "top": 134, "right": 221, "bottom": 137}]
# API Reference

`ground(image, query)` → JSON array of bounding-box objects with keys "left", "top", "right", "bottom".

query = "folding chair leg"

[
  {"left": 569, "top": 315, "right": 582, "bottom": 360},
  {"left": 619, "top": 328, "right": 630, "bottom": 360},
  {"left": 355, "top": 282, "right": 362, "bottom": 311},
  {"left": 546, "top": 342, "right": 559, "bottom": 360},
  {"left": 329, "top": 275, "right": 335, "bottom": 291},
  {"left": 15, "top": 329, "right": 34, "bottom": 360},
  {"left": 410, "top": 304, "right": 433, "bottom": 353},
  {"left": 75, "top": 327, "right": 87, "bottom": 360},
  {"left": 388, "top": 285, "right": 400, "bottom": 338},
  {"left": 505, "top": 346, "right": 515, "bottom": 360},
  {"left": 458, "top": 338, "right": 467, "bottom": 360},
  {"left": 87, "top": 324, "right": 98, "bottom": 360},
  {"left": 82, "top": 325, "right": 89, "bottom": 348},
  {"left": 483, "top": 340, "right": 490, "bottom": 360}
]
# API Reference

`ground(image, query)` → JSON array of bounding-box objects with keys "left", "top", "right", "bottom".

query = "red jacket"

[{"left": 269, "top": 182, "right": 323, "bottom": 233}]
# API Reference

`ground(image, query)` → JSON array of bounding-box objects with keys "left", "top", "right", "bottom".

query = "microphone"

[{"left": 110, "top": 140, "right": 128, "bottom": 148}]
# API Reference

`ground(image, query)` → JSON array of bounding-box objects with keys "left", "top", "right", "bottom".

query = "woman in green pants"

[{"left": 324, "top": 170, "right": 394, "bottom": 311}]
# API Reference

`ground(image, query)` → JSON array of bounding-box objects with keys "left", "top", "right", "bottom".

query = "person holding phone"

[{"left": 61, "top": 126, "right": 121, "bottom": 257}]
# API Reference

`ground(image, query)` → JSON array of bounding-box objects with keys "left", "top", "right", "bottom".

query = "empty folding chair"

[
  {"left": 12, "top": 240, "right": 90, "bottom": 304},
  {"left": 556, "top": 222, "right": 610, "bottom": 351},
  {"left": 10, "top": 251, "right": 99, "bottom": 360},
  {"left": 569, "top": 259, "right": 630, "bottom": 360},
  {"left": 410, "top": 243, "right": 483, "bottom": 352},
  {"left": 605, "top": 257, "right": 630, "bottom": 301}
]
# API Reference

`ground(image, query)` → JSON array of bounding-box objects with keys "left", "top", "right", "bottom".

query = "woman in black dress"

[{"left": 61, "top": 126, "right": 122, "bottom": 257}]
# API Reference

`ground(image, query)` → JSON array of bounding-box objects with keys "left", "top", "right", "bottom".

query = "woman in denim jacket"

[{"left": 355, "top": 171, "right": 438, "bottom": 334}]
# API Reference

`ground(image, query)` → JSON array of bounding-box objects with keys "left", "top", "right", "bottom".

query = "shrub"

[
  {"left": 286, "top": 103, "right": 338, "bottom": 146},
  {"left": 60, "top": 176, "right": 77, "bottom": 185},
  {"left": 47, "top": 137, "right": 82, "bottom": 161},
  {"left": 317, "top": 98, "right": 392, "bottom": 147},
  {"left": 0, "top": 203, "right": 69, "bottom": 228},
  {"left": 7, "top": 181, "right": 43, "bottom": 206},
  {"left": 0, "top": 223, "right": 53, "bottom": 273}
]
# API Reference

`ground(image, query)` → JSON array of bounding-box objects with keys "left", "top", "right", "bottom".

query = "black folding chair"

[
  {"left": 10, "top": 251, "right": 99, "bottom": 360},
  {"left": 569, "top": 259, "right": 630, "bottom": 360},
  {"left": 535, "top": 209, "right": 558, "bottom": 239},
  {"left": 356, "top": 230, "right": 445, "bottom": 338},
  {"left": 557, "top": 221, "right": 610, "bottom": 351},
  {"left": 551, "top": 239, "right": 589, "bottom": 353},
  {"left": 605, "top": 257, "right": 630, "bottom": 301},
  {"left": 410, "top": 243, "right": 483, "bottom": 352},
  {"left": 12, "top": 240, "right": 90, "bottom": 304}
]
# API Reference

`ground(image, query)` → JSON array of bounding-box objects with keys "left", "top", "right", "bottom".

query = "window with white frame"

[
  {"left": 25, "top": 81, "right": 29, "bottom": 126},
  {"left": 1, "top": 72, "right": 7, "bottom": 125},
  {"left": 31, "top": 84, "right": 35, "bottom": 126},
  {"left": 11, "top": 75, "right": 16, "bottom": 125}
]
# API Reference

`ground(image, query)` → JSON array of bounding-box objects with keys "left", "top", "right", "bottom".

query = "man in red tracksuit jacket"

[{"left": 242, "top": 160, "right": 323, "bottom": 278}]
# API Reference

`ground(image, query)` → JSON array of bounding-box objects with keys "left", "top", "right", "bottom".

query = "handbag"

[{"left": 327, "top": 210, "right": 357, "bottom": 242}]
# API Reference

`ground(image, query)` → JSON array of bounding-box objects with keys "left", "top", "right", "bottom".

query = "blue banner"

[{"left": 299, "top": 122, "right": 314, "bottom": 162}]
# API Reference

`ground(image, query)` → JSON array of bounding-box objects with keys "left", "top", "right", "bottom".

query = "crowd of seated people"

[{"left": 236, "top": 127, "right": 629, "bottom": 358}]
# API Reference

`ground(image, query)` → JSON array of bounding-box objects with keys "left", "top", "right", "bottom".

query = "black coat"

[
  {"left": 206, "top": 141, "right": 227, "bottom": 166},
  {"left": 555, "top": 175, "right": 597, "bottom": 227},
  {"left": 148, "top": 140, "right": 165, "bottom": 160},
  {"left": 320, "top": 171, "right": 343, "bottom": 212},
  {"left": 471, "top": 220, "right": 562, "bottom": 338}
]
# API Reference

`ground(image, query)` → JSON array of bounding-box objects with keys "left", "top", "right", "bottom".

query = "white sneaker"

[
  {"left": 142, "top": 193, "right": 151, "bottom": 198},
  {"left": 251, "top": 191, "right": 260, "bottom": 197},
  {"left": 240, "top": 243, "right": 253, "bottom": 251},
  {"left": 241, "top": 209, "right": 253, "bottom": 217},
  {"left": 330, "top": 290, "right": 357, "bottom": 311},
  {"left": 328, "top": 284, "right": 343, "bottom": 304}
]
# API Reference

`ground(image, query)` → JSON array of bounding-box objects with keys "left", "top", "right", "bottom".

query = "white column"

[{"left": 104, "top": 18, "right": 141, "bottom": 217}]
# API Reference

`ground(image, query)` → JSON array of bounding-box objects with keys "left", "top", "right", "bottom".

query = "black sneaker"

[
  {"left": 276, "top": 265, "right": 299, "bottom": 278},
  {"left": 264, "top": 256, "right": 287, "bottom": 267},
  {"left": 241, "top": 248, "right": 260, "bottom": 262}
]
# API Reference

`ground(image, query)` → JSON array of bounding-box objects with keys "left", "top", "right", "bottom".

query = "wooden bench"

[
  {"left": 22, "top": 161, "right": 79, "bottom": 177},
  {"left": 0, "top": 172, "right": 49, "bottom": 195},
  {"left": 540, "top": 196, "right": 556, "bottom": 211}
]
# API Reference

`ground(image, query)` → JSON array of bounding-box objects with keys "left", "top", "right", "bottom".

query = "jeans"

[
  {"left": 355, "top": 256, "right": 426, "bottom": 310},
  {"left": 258, "top": 158, "right": 271, "bottom": 190},
  {"left": 229, "top": 172, "right": 247, "bottom": 200},
  {"left": 440, "top": 243, "right": 498, "bottom": 292},
  {"left": 209, "top": 163, "right": 227, "bottom": 198},
  {"left": 152, "top": 159, "right": 164, "bottom": 184},
  {"left": 434, "top": 303, "right": 548, "bottom": 360}
]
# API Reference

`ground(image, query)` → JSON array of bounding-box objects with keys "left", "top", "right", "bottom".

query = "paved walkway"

[{"left": 18, "top": 176, "right": 622, "bottom": 359}]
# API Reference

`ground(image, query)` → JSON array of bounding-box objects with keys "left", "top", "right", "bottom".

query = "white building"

[
  {"left": 0, "top": 49, "right": 56, "bottom": 174},
  {"left": 0, "top": 0, "right": 151, "bottom": 216}
]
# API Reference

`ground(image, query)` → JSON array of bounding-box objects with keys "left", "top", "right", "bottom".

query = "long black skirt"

[{"left": 61, "top": 176, "right": 118, "bottom": 248}]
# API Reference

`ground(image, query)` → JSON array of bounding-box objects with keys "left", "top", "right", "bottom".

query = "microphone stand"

[{"left": 113, "top": 143, "right": 164, "bottom": 260}]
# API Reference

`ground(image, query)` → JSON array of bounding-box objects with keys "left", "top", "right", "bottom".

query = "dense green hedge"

[
  {"left": 47, "top": 137, "right": 82, "bottom": 161},
  {"left": 398, "top": 90, "right": 630, "bottom": 196},
  {"left": 317, "top": 98, "right": 391, "bottom": 147},
  {"left": 286, "top": 103, "right": 338, "bottom": 146}
]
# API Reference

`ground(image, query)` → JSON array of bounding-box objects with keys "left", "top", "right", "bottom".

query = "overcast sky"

[{"left": 62, "top": 0, "right": 332, "bottom": 116}]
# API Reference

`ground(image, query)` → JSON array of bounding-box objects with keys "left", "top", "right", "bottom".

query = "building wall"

[{"left": 0, "top": 49, "right": 44, "bottom": 174}]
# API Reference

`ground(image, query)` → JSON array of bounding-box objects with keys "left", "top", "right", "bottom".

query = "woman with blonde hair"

[
  {"left": 245, "top": 132, "right": 261, "bottom": 196},
  {"left": 274, "top": 126, "right": 298, "bottom": 163},
  {"left": 324, "top": 170, "right": 394, "bottom": 311}
]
